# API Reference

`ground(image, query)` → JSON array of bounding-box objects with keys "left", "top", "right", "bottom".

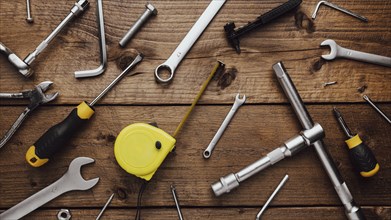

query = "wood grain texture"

[
  {"left": 1, "top": 207, "right": 390, "bottom": 220},
  {"left": 0, "top": 0, "right": 390, "bottom": 219},
  {"left": 0, "top": 0, "right": 390, "bottom": 104}
]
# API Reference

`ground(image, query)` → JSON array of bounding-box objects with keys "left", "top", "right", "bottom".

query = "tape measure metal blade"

[{"left": 114, "top": 123, "right": 176, "bottom": 180}]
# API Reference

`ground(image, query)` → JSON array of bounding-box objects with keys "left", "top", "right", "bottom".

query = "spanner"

[
  {"left": 0, "top": 157, "right": 99, "bottom": 220},
  {"left": 0, "top": 81, "right": 59, "bottom": 149},
  {"left": 321, "top": 39, "right": 391, "bottom": 67},
  {"left": 154, "top": 0, "right": 226, "bottom": 84},
  {"left": 203, "top": 93, "right": 246, "bottom": 159}
]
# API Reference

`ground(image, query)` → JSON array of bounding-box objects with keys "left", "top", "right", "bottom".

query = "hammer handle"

[{"left": 259, "top": 0, "right": 302, "bottom": 24}]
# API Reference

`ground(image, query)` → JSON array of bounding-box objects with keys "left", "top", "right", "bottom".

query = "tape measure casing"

[{"left": 114, "top": 123, "right": 176, "bottom": 181}]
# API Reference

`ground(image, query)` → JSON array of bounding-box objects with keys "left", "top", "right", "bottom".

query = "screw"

[
  {"left": 26, "top": 0, "right": 33, "bottom": 23},
  {"left": 322, "top": 81, "right": 337, "bottom": 87},
  {"left": 363, "top": 95, "right": 391, "bottom": 124},
  {"left": 119, "top": 3, "right": 157, "bottom": 47}
]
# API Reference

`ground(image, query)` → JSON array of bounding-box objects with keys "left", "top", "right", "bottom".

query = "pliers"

[{"left": 0, "top": 81, "right": 59, "bottom": 149}]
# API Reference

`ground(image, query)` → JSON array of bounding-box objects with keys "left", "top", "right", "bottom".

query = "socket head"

[{"left": 145, "top": 3, "right": 158, "bottom": 15}]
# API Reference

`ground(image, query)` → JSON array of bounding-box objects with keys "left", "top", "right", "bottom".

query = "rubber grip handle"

[
  {"left": 348, "top": 139, "right": 379, "bottom": 177},
  {"left": 26, "top": 102, "right": 94, "bottom": 167},
  {"left": 259, "top": 0, "right": 302, "bottom": 24}
]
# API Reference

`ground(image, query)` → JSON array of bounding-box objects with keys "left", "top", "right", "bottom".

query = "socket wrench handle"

[
  {"left": 211, "top": 123, "right": 324, "bottom": 196},
  {"left": 273, "top": 61, "right": 366, "bottom": 220}
]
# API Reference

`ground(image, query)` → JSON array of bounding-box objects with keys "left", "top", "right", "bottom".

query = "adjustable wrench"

[
  {"left": 203, "top": 93, "right": 246, "bottom": 159},
  {"left": 0, "top": 81, "right": 59, "bottom": 149},
  {"left": 321, "top": 39, "right": 391, "bottom": 67},
  {"left": 0, "top": 157, "right": 99, "bottom": 220},
  {"left": 154, "top": 0, "right": 226, "bottom": 84}
]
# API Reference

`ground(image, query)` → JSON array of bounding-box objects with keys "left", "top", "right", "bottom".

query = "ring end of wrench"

[
  {"left": 203, "top": 150, "right": 211, "bottom": 159},
  {"left": 155, "top": 64, "right": 175, "bottom": 84}
]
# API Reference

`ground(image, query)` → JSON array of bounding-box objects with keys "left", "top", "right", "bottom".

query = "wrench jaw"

[
  {"left": 66, "top": 157, "right": 100, "bottom": 190},
  {"left": 35, "top": 81, "right": 60, "bottom": 104},
  {"left": 320, "top": 39, "right": 338, "bottom": 60},
  {"left": 235, "top": 94, "right": 246, "bottom": 105}
]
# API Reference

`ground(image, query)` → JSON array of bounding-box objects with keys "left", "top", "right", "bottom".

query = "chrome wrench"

[
  {"left": 0, "top": 157, "right": 99, "bottom": 220},
  {"left": 154, "top": 0, "right": 226, "bottom": 84},
  {"left": 321, "top": 39, "right": 391, "bottom": 67},
  {"left": 203, "top": 93, "right": 246, "bottom": 159}
]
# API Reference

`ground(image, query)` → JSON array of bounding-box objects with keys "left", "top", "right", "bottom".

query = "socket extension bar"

[{"left": 272, "top": 62, "right": 365, "bottom": 220}]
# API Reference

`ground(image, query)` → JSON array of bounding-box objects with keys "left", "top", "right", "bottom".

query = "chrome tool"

[
  {"left": 0, "top": 0, "right": 89, "bottom": 77},
  {"left": 203, "top": 93, "right": 246, "bottom": 159},
  {"left": 26, "top": 0, "right": 33, "bottom": 23},
  {"left": 171, "top": 185, "right": 184, "bottom": 220},
  {"left": 321, "top": 39, "right": 391, "bottom": 67},
  {"left": 74, "top": 0, "right": 107, "bottom": 78},
  {"left": 154, "top": 0, "right": 226, "bottom": 84},
  {"left": 119, "top": 3, "right": 158, "bottom": 47},
  {"left": 0, "top": 81, "right": 58, "bottom": 149},
  {"left": 57, "top": 209, "right": 71, "bottom": 220},
  {"left": 211, "top": 124, "right": 323, "bottom": 196},
  {"left": 363, "top": 95, "right": 391, "bottom": 124},
  {"left": 273, "top": 61, "right": 366, "bottom": 220},
  {"left": 256, "top": 174, "right": 289, "bottom": 220},
  {"left": 312, "top": 1, "right": 368, "bottom": 22},
  {"left": 96, "top": 193, "right": 115, "bottom": 220},
  {"left": 0, "top": 157, "right": 99, "bottom": 220}
]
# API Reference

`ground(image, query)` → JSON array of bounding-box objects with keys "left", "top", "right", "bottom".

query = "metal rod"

[
  {"left": 89, "top": 53, "right": 143, "bottom": 106},
  {"left": 333, "top": 107, "right": 354, "bottom": 138},
  {"left": 26, "top": 0, "right": 33, "bottom": 23},
  {"left": 256, "top": 174, "right": 289, "bottom": 220},
  {"left": 363, "top": 95, "right": 391, "bottom": 124},
  {"left": 74, "top": 0, "right": 107, "bottom": 78},
  {"left": 273, "top": 61, "right": 365, "bottom": 220},
  {"left": 171, "top": 185, "right": 184, "bottom": 220},
  {"left": 96, "top": 193, "right": 114, "bottom": 220}
]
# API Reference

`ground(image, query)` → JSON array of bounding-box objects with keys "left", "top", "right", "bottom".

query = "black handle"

[
  {"left": 349, "top": 141, "right": 379, "bottom": 177},
  {"left": 259, "top": 0, "right": 302, "bottom": 24},
  {"left": 26, "top": 102, "right": 94, "bottom": 167}
]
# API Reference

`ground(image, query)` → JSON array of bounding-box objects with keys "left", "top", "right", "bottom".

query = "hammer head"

[
  {"left": 224, "top": 22, "right": 241, "bottom": 54},
  {"left": 0, "top": 42, "right": 33, "bottom": 77}
]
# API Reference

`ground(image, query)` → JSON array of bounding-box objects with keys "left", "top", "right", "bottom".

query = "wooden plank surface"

[{"left": 0, "top": 0, "right": 390, "bottom": 219}]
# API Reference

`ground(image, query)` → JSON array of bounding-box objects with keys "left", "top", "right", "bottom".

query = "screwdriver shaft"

[
  {"left": 363, "top": 95, "right": 391, "bottom": 124},
  {"left": 90, "top": 54, "right": 143, "bottom": 106}
]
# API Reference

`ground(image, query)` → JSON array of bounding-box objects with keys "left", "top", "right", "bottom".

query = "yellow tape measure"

[{"left": 114, "top": 61, "right": 224, "bottom": 180}]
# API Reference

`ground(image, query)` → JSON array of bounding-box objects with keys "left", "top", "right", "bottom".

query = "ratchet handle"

[
  {"left": 258, "top": 0, "right": 302, "bottom": 24},
  {"left": 346, "top": 135, "right": 379, "bottom": 177},
  {"left": 26, "top": 102, "right": 94, "bottom": 167}
]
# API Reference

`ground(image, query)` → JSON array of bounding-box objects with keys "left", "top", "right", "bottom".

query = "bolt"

[
  {"left": 119, "top": 3, "right": 158, "bottom": 47},
  {"left": 26, "top": 0, "right": 33, "bottom": 23}
]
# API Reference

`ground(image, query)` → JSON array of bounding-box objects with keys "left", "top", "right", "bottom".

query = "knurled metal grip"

[{"left": 211, "top": 123, "right": 324, "bottom": 196}]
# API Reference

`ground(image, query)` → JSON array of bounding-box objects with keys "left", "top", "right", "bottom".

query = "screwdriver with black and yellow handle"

[
  {"left": 26, "top": 54, "right": 144, "bottom": 167},
  {"left": 333, "top": 107, "right": 379, "bottom": 177}
]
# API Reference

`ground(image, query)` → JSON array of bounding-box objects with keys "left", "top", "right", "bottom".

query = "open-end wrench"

[
  {"left": 203, "top": 93, "right": 246, "bottom": 159},
  {"left": 154, "top": 0, "right": 226, "bottom": 84},
  {"left": 321, "top": 39, "right": 391, "bottom": 67},
  {"left": 0, "top": 157, "right": 99, "bottom": 220},
  {"left": 0, "top": 81, "right": 59, "bottom": 149}
]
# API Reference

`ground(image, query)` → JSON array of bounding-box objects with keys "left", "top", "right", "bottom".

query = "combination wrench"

[
  {"left": 203, "top": 93, "right": 246, "bottom": 159},
  {"left": 154, "top": 0, "right": 226, "bottom": 84},
  {"left": 321, "top": 39, "right": 391, "bottom": 67},
  {"left": 0, "top": 157, "right": 99, "bottom": 220}
]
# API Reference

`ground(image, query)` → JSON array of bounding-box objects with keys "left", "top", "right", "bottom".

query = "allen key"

[
  {"left": 312, "top": 1, "right": 368, "bottom": 22},
  {"left": 74, "top": 0, "right": 107, "bottom": 78}
]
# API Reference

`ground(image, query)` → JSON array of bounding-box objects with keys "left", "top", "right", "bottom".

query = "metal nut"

[{"left": 57, "top": 209, "right": 71, "bottom": 220}]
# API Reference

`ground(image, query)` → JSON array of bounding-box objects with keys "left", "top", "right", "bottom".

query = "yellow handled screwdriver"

[
  {"left": 26, "top": 54, "right": 144, "bottom": 167},
  {"left": 333, "top": 107, "right": 379, "bottom": 177}
]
